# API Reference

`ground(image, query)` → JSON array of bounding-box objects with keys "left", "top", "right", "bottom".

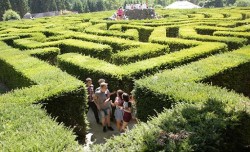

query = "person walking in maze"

[
  {"left": 111, "top": 89, "right": 124, "bottom": 131},
  {"left": 95, "top": 79, "right": 117, "bottom": 121},
  {"left": 117, "top": 7, "right": 124, "bottom": 20},
  {"left": 86, "top": 78, "right": 100, "bottom": 124},
  {"left": 95, "top": 82, "right": 114, "bottom": 132},
  {"left": 121, "top": 93, "right": 132, "bottom": 133}
]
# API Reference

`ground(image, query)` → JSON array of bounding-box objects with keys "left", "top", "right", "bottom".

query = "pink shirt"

[
  {"left": 115, "top": 97, "right": 124, "bottom": 107},
  {"left": 117, "top": 9, "right": 123, "bottom": 16}
]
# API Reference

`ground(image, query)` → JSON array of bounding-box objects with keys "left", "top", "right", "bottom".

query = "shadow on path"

[{"left": 86, "top": 108, "right": 137, "bottom": 144}]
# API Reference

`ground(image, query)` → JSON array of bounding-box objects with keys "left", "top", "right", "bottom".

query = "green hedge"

[
  {"left": 179, "top": 26, "right": 248, "bottom": 50},
  {"left": 84, "top": 23, "right": 138, "bottom": 40},
  {"left": 149, "top": 26, "right": 201, "bottom": 52},
  {"left": 24, "top": 47, "right": 60, "bottom": 64},
  {"left": 60, "top": 39, "right": 112, "bottom": 60},
  {"left": 135, "top": 45, "right": 250, "bottom": 121},
  {"left": 111, "top": 43, "right": 169, "bottom": 65},
  {"left": 94, "top": 46, "right": 250, "bottom": 151},
  {"left": 194, "top": 26, "right": 228, "bottom": 35},
  {"left": 13, "top": 38, "right": 113, "bottom": 60},
  {"left": 57, "top": 53, "right": 132, "bottom": 92},
  {"left": 121, "top": 25, "right": 154, "bottom": 42},
  {"left": 214, "top": 31, "right": 250, "bottom": 44},
  {"left": 203, "top": 62, "right": 250, "bottom": 98},
  {"left": 13, "top": 39, "right": 61, "bottom": 49},
  {"left": 0, "top": 103, "right": 83, "bottom": 151},
  {"left": 73, "top": 32, "right": 139, "bottom": 51},
  {"left": 0, "top": 41, "right": 88, "bottom": 143},
  {"left": 57, "top": 42, "right": 227, "bottom": 92},
  {"left": 92, "top": 99, "right": 250, "bottom": 151}
]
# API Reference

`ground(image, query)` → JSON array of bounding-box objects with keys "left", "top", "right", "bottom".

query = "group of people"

[
  {"left": 86, "top": 78, "right": 134, "bottom": 133},
  {"left": 125, "top": 3, "right": 148, "bottom": 10}
]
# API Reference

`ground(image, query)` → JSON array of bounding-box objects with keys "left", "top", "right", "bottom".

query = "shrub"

[
  {"left": 92, "top": 100, "right": 250, "bottom": 151},
  {"left": 179, "top": 26, "right": 247, "bottom": 50},
  {"left": 60, "top": 39, "right": 112, "bottom": 60},
  {"left": 0, "top": 103, "right": 83, "bottom": 151},
  {"left": 2, "top": 9, "right": 21, "bottom": 21},
  {"left": 57, "top": 42, "right": 227, "bottom": 92},
  {"left": 24, "top": 47, "right": 60, "bottom": 64},
  {"left": 155, "top": 4, "right": 163, "bottom": 9},
  {"left": 121, "top": 25, "right": 154, "bottom": 42},
  {"left": 214, "top": 31, "right": 250, "bottom": 44},
  {"left": 0, "top": 41, "right": 88, "bottom": 143},
  {"left": 111, "top": 43, "right": 169, "bottom": 65},
  {"left": 135, "top": 45, "right": 250, "bottom": 121},
  {"left": 236, "top": 0, "right": 250, "bottom": 7}
]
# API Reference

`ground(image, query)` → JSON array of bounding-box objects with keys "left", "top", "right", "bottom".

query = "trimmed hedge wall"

[
  {"left": 149, "top": 26, "right": 201, "bottom": 52},
  {"left": 57, "top": 42, "right": 227, "bottom": 92},
  {"left": 204, "top": 62, "right": 250, "bottom": 98},
  {"left": 57, "top": 53, "right": 132, "bottom": 92},
  {"left": 92, "top": 99, "right": 250, "bottom": 151},
  {"left": 90, "top": 45, "right": 250, "bottom": 151},
  {"left": 0, "top": 41, "right": 88, "bottom": 144},
  {"left": 121, "top": 25, "right": 154, "bottom": 42},
  {"left": 135, "top": 45, "right": 250, "bottom": 121},
  {"left": 73, "top": 32, "right": 139, "bottom": 51},
  {"left": 0, "top": 103, "right": 83, "bottom": 151},
  {"left": 179, "top": 26, "right": 248, "bottom": 50},
  {"left": 60, "top": 39, "right": 112, "bottom": 60},
  {"left": 111, "top": 43, "right": 169, "bottom": 65},
  {"left": 214, "top": 31, "right": 250, "bottom": 44},
  {"left": 85, "top": 23, "right": 138, "bottom": 40},
  {"left": 25, "top": 47, "right": 60, "bottom": 64}
]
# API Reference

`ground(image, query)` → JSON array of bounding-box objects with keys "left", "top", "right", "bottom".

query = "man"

[
  {"left": 95, "top": 82, "right": 114, "bottom": 132},
  {"left": 95, "top": 79, "right": 106, "bottom": 92},
  {"left": 86, "top": 78, "right": 100, "bottom": 124},
  {"left": 95, "top": 78, "right": 115, "bottom": 121}
]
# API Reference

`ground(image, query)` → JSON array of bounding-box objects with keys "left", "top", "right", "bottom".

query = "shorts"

[
  {"left": 123, "top": 112, "right": 132, "bottom": 122},
  {"left": 115, "top": 108, "right": 123, "bottom": 121},
  {"left": 100, "top": 108, "right": 110, "bottom": 118}
]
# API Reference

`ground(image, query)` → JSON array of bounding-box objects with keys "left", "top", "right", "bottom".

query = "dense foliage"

[
  {"left": 0, "top": 6, "right": 250, "bottom": 151},
  {"left": 2, "top": 9, "right": 21, "bottom": 21},
  {"left": 1, "top": 0, "right": 249, "bottom": 21}
]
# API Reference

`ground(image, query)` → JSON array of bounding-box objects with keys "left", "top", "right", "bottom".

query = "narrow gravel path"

[{"left": 86, "top": 108, "right": 137, "bottom": 144}]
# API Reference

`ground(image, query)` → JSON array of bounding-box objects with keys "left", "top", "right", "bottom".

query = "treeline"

[
  {"left": 0, "top": 0, "right": 124, "bottom": 20},
  {"left": 0, "top": 0, "right": 249, "bottom": 21}
]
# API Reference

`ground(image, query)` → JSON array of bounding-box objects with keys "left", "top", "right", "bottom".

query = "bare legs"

[{"left": 121, "top": 121, "right": 129, "bottom": 132}]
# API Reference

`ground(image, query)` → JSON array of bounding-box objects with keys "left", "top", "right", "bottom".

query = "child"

[
  {"left": 86, "top": 78, "right": 100, "bottom": 124},
  {"left": 111, "top": 90, "right": 124, "bottom": 131},
  {"left": 121, "top": 93, "right": 132, "bottom": 132}
]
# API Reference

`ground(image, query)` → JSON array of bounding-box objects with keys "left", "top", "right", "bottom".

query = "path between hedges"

[
  {"left": 85, "top": 108, "right": 137, "bottom": 145},
  {"left": 0, "top": 83, "right": 136, "bottom": 147}
]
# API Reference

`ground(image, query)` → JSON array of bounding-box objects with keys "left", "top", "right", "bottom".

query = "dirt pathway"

[{"left": 86, "top": 108, "right": 137, "bottom": 144}]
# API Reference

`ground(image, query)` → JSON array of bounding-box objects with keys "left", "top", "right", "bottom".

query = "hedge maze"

[{"left": 1, "top": 8, "right": 250, "bottom": 151}]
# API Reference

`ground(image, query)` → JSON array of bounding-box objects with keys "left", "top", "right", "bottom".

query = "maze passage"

[{"left": 0, "top": 8, "right": 250, "bottom": 151}]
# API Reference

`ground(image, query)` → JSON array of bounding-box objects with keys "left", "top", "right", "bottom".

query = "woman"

[
  {"left": 116, "top": 7, "right": 124, "bottom": 20},
  {"left": 121, "top": 93, "right": 132, "bottom": 132},
  {"left": 111, "top": 90, "right": 124, "bottom": 131}
]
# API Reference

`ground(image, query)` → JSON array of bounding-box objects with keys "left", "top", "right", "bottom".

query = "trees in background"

[
  {"left": 235, "top": 0, "right": 250, "bottom": 7},
  {"left": 1, "top": 0, "right": 250, "bottom": 21},
  {"left": 2, "top": 9, "right": 21, "bottom": 21},
  {"left": 0, "top": 0, "right": 12, "bottom": 21}
]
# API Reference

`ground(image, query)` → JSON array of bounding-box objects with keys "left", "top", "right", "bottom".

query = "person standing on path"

[
  {"left": 95, "top": 82, "right": 114, "bottom": 132},
  {"left": 121, "top": 93, "right": 132, "bottom": 132},
  {"left": 86, "top": 78, "right": 100, "bottom": 124},
  {"left": 111, "top": 90, "right": 124, "bottom": 131}
]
